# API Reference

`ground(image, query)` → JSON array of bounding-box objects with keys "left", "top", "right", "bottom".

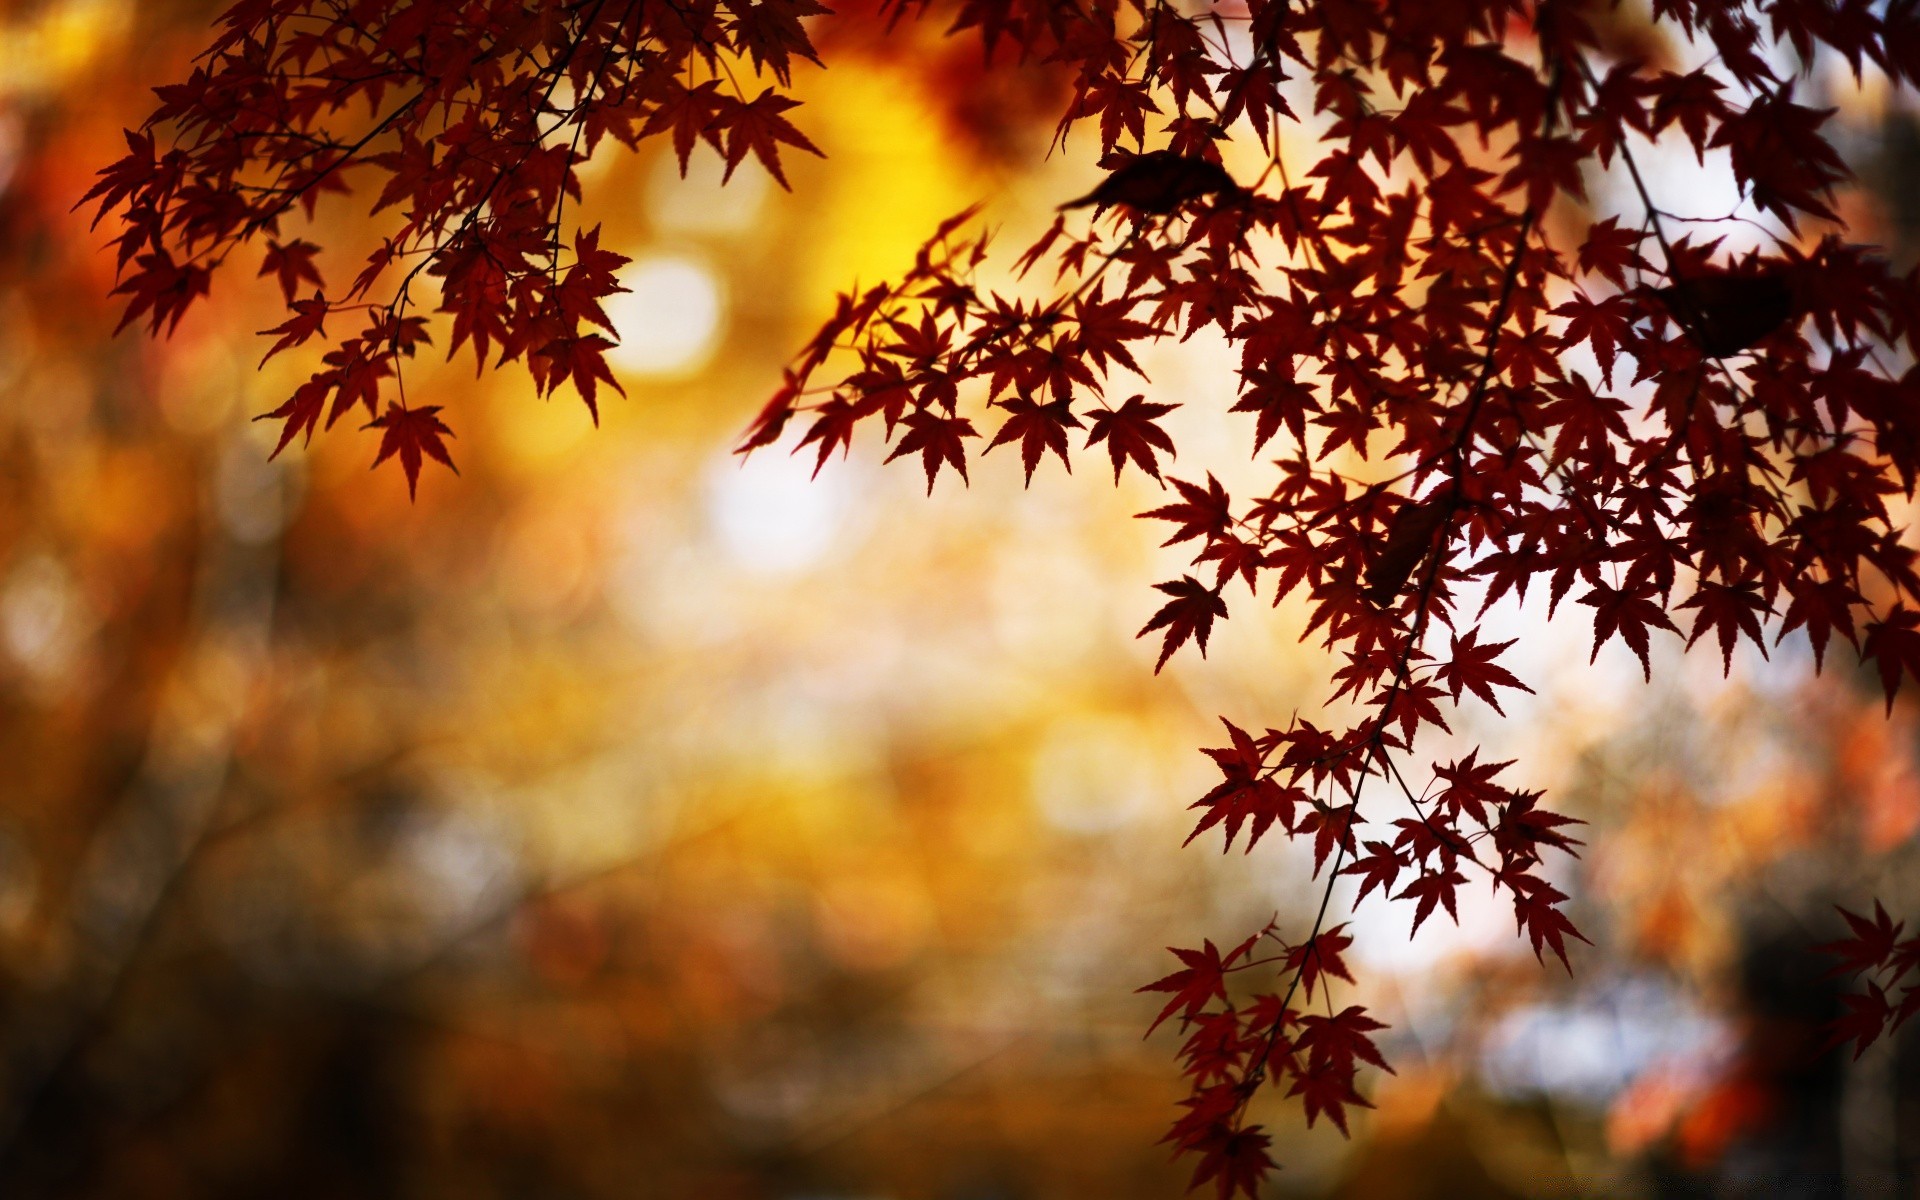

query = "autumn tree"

[{"left": 87, "top": 0, "right": 1920, "bottom": 1191}]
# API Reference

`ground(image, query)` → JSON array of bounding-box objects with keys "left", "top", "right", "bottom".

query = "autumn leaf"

[
  {"left": 1343, "top": 838, "right": 1410, "bottom": 910},
  {"left": 1824, "top": 985, "right": 1895, "bottom": 1060},
  {"left": 1139, "top": 575, "right": 1227, "bottom": 671},
  {"left": 720, "top": 88, "right": 824, "bottom": 189},
  {"left": 1816, "top": 902, "right": 1907, "bottom": 980},
  {"left": 1138, "top": 936, "right": 1256, "bottom": 1033},
  {"left": 885, "top": 409, "right": 978, "bottom": 492},
  {"left": 364, "top": 403, "right": 458, "bottom": 499},
  {"left": 1431, "top": 629, "right": 1532, "bottom": 715},
  {"left": 984, "top": 395, "right": 1080, "bottom": 483},
  {"left": 1282, "top": 925, "right": 1354, "bottom": 1002},
  {"left": 259, "top": 294, "right": 331, "bottom": 364},
  {"left": 1397, "top": 867, "right": 1468, "bottom": 935},
  {"left": 1086, "top": 395, "right": 1178, "bottom": 483},
  {"left": 1579, "top": 581, "right": 1680, "bottom": 680},
  {"left": 1139, "top": 474, "right": 1232, "bottom": 546}
]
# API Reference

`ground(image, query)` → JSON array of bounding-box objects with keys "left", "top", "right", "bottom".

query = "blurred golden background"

[{"left": 0, "top": 1, "right": 1916, "bottom": 1196}]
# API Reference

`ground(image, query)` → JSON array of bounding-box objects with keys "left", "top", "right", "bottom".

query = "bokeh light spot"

[{"left": 603, "top": 253, "right": 725, "bottom": 378}]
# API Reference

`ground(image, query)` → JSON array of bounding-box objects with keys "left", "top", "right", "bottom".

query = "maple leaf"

[
  {"left": 721, "top": 88, "right": 824, "bottom": 189},
  {"left": 364, "top": 403, "right": 458, "bottom": 500},
  {"left": 1863, "top": 605, "right": 1920, "bottom": 712},
  {"left": 1551, "top": 294, "right": 1634, "bottom": 387},
  {"left": 1138, "top": 935, "right": 1255, "bottom": 1033},
  {"left": 1296, "top": 802, "right": 1360, "bottom": 877},
  {"left": 1183, "top": 1126, "right": 1276, "bottom": 1200},
  {"left": 1504, "top": 872, "right": 1589, "bottom": 971},
  {"left": 1282, "top": 924, "right": 1354, "bottom": 1002},
  {"left": 1286, "top": 1059, "right": 1371, "bottom": 1135},
  {"left": 1186, "top": 719, "right": 1303, "bottom": 852},
  {"left": 1139, "top": 474, "right": 1233, "bottom": 547},
  {"left": 1678, "top": 580, "right": 1771, "bottom": 672},
  {"left": 1493, "top": 790, "right": 1585, "bottom": 864},
  {"left": 1578, "top": 581, "right": 1680, "bottom": 680},
  {"left": 1161, "top": 1083, "right": 1246, "bottom": 1154},
  {"left": 1540, "top": 371, "right": 1632, "bottom": 458},
  {"left": 1231, "top": 369, "right": 1319, "bottom": 453},
  {"left": 1074, "top": 288, "right": 1154, "bottom": 376},
  {"left": 1823, "top": 984, "right": 1894, "bottom": 1060},
  {"left": 1650, "top": 69, "right": 1729, "bottom": 161},
  {"left": 259, "top": 294, "right": 331, "bottom": 364},
  {"left": 1288, "top": 1005, "right": 1392, "bottom": 1133},
  {"left": 885, "top": 409, "right": 977, "bottom": 492},
  {"left": 1296, "top": 1005, "right": 1391, "bottom": 1072},
  {"left": 112, "top": 250, "right": 211, "bottom": 336},
  {"left": 257, "top": 375, "right": 334, "bottom": 459},
  {"left": 641, "top": 79, "right": 728, "bottom": 175},
  {"left": 1576, "top": 217, "right": 1653, "bottom": 288},
  {"left": 531, "top": 334, "right": 627, "bottom": 423},
  {"left": 1086, "top": 396, "right": 1178, "bottom": 483},
  {"left": 259, "top": 239, "right": 325, "bottom": 304},
  {"left": 1397, "top": 868, "right": 1468, "bottom": 935},
  {"left": 1139, "top": 575, "right": 1228, "bottom": 672},
  {"left": 984, "top": 395, "right": 1080, "bottom": 483},
  {"left": 1178, "top": 1009, "right": 1251, "bottom": 1085},
  {"left": 1341, "top": 841, "right": 1408, "bottom": 905},
  {"left": 739, "top": 371, "right": 800, "bottom": 455},
  {"left": 796, "top": 398, "right": 862, "bottom": 476},
  {"left": 1816, "top": 902, "right": 1906, "bottom": 980},
  {"left": 1712, "top": 92, "right": 1848, "bottom": 227},
  {"left": 1431, "top": 629, "right": 1532, "bottom": 715}
]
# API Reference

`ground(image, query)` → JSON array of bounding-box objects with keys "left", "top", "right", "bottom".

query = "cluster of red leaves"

[
  {"left": 745, "top": 0, "right": 1920, "bottom": 1190},
  {"left": 85, "top": 0, "right": 841, "bottom": 491},
  {"left": 95, "top": 0, "right": 1920, "bottom": 1191},
  {"left": 1817, "top": 902, "right": 1920, "bottom": 1059},
  {"left": 1140, "top": 925, "right": 1388, "bottom": 1192}
]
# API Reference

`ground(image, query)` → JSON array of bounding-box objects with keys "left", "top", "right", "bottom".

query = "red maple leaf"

[
  {"left": 1816, "top": 902, "right": 1906, "bottom": 979},
  {"left": 1864, "top": 605, "right": 1920, "bottom": 712},
  {"left": 1139, "top": 575, "right": 1228, "bottom": 672},
  {"left": 1286, "top": 1058, "right": 1371, "bottom": 1135},
  {"left": 364, "top": 403, "right": 458, "bottom": 499},
  {"left": 885, "top": 409, "right": 977, "bottom": 492},
  {"left": 1086, "top": 395, "right": 1178, "bottom": 482},
  {"left": 1138, "top": 935, "right": 1257, "bottom": 1033},
  {"left": 1341, "top": 841, "right": 1409, "bottom": 905},
  {"left": 1184, "top": 1125, "right": 1276, "bottom": 1200},
  {"left": 1579, "top": 581, "right": 1680, "bottom": 680},
  {"left": 1186, "top": 719, "right": 1303, "bottom": 852},
  {"left": 259, "top": 239, "right": 325, "bottom": 303},
  {"left": 1282, "top": 924, "right": 1355, "bottom": 1002},
  {"left": 1287, "top": 1005, "right": 1392, "bottom": 1132},
  {"left": 1140, "top": 474, "right": 1234, "bottom": 547},
  {"left": 721, "top": 88, "right": 825, "bottom": 189},
  {"left": 1576, "top": 217, "right": 1653, "bottom": 287},
  {"left": 984, "top": 395, "right": 1080, "bottom": 482},
  {"left": 1397, "top": 867, "right": 1469, "bottom": 935},
  {"left": 1823, "top": 984, "right": 1894, "bottom": 1060},
  {"left": 1431, "top": 629, "right": 1533, "bottom": 715},
  {"left": 259, "top": 294, "right": 331, "bottom": 364},
  {"left": 1504, "top": 871, "right": 1589, "bottom": 971}
]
